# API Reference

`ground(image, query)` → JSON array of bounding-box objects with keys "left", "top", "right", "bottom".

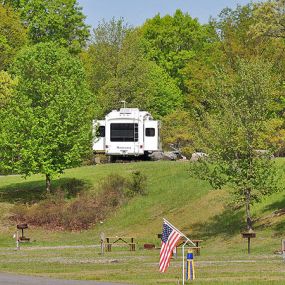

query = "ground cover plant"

[{"left": 0, "top": 161, "right": 284, "bottom": 284}]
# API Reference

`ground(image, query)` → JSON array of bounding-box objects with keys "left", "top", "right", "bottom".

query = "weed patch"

[{"left": 9, "top": 172, "right": 147, "bottom": 230}]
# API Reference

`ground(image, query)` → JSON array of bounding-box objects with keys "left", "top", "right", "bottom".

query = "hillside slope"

[
  {"left": 0, "top": 161, "right": 284, "bottom": 248},
  {"left": 0, "top": 161, "right": 285, "bottom": 284}
]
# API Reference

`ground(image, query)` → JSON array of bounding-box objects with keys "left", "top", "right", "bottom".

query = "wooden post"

[
  {"left": 16, "top": 230, "right": 20, "bottom": 250},
  {"left": 241, "top": 231, "right": 256, "bottom": 254},
  {"left": 100, "top": 232, "right": 105, "bottom": 255},
  {"left": 248, "top": 237, "right": 250, "bottom": 254}
]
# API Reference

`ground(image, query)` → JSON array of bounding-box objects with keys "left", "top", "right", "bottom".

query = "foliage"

[
  {"left": 7, "top": 42, "right": 93, "bottom": 191},
  {"left": 17, "top": 0, "right": 89, "bottom": 53},
  {"left": 83, "top": 20, "right": 182, "bottom": 118},
  {"left": 161, "top": 110, "right": 195, "bottom": 158},
  {"left": 82, "top": 18, "right": 131, "bottom": 99},
  {"left": 127, "top": 171, "right": 147, "bottom": 197},
  {"left": 251, "top": 0, "right": 285, "bottom": 39},
  {"left": 98, "top": 35, "right": 183, "bottom": 118},
  {"left": 214, "top": 3, "right": 285, "bottom": 84},
  {"left": 141, "top": 9, "right": 217, "bottom": 93},
  {"left": 0, "top": 4, "right": 27, "bottom": 70},
  {"left": 0, "top": 70, "right": 17, "bottom": 107},
  {"left": 10, "top": 172, "right": 147, "bottom": 230},
  {"left": 0, "top": 71, "right": 18, "bottom": 174},
  {"left": 191, "top": 59, "right": 282, "bottom": 230}
]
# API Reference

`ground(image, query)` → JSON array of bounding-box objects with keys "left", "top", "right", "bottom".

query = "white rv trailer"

[{"left": 93, "top": 108, "right": 161, "bottom": 158}]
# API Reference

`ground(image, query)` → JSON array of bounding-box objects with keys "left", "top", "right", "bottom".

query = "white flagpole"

[
  {"left": 163, "top": 218, "right": 196, "bottom": 247},
  {"left": 182, "top": 243, "right": 185, "bottom": 285}
]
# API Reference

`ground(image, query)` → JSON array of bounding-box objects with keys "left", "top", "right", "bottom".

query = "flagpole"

[
  {"left": 182, "top": 243, "right": 185, "bottom": 285},
  {"left": 163, "top": 218, "right": 196, "bottom": 247}
]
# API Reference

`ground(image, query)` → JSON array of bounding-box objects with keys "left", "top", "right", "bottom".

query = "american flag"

[{"left": 159, "top": 221, "right": 182, "bottom": 272}]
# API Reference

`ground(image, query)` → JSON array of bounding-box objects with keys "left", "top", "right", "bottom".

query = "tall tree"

[
  {"left": 191, "top": 59, "right": 281, "bottom": 231},
  {"left": 0, "top": 71, "right": 17, "bottom": 174},
  {"left": 251, "top": 0, "right": 285, "bottom": 39},
  {"left": 8, "top": 42, "right": 93, "bottom": 192},
  {"left": 7, "top": 0, "right": 90, "bottom": 54},
  {"left": 83, "top": 18, "right": 131, "bottom": 98},
  {"left": 0, "top": 4, "right": 27, "bottom": 70},
  {"left": 83, "top": 20, "right": 182, "bottom": 118},
  {"left": 140, "top": 9, "right": 217, "bottom": 94}
]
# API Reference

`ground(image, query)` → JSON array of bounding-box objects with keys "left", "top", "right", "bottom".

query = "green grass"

[{"left": 0, "top": 160, "right": 285, "bottom": 284}]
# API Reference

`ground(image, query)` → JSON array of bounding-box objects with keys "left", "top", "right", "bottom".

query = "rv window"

[
  {"left": 98, "top": 126, "right": 105, "bottom": 137},
  {"left": 145, "top": 128, "right": 155, "bottom": 137},
  {"left": 110, "top": 123, "right": 138, "bottom": 142}
]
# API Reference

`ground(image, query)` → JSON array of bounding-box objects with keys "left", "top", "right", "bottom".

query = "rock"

[{"left": 190, "top": 152, "right": 208, "bottom": 161}]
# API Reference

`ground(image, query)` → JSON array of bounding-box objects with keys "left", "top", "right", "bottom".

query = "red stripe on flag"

[{"left": 159, "top": 230, "right": 181, "bottom": 272}]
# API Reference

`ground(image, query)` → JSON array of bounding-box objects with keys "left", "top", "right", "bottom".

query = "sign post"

[{"left": 241, "top": 231, "right": 256, "bottom": 254}]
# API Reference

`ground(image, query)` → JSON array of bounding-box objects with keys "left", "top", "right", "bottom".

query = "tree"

[
  {"left": 1, "top": 0, "right": 26, "bottom": 9},
  {"left": 82, "top": 17, "right": 131, "bottom": 105},
  {"left": 0, "top": 71, "right": 17, "bottom": 173},
  {"left": 0, "top": 4, "right": 27, "bottom": 70},
  {"left": 140, "top": 9, "right": 217, "bottom": 93},
  {"left": 191, "top": 59, "right": 281, "bottom": 231},
  {"left": 83, "top": 20, "right": 182, "bottom": 118},
  {"left": 13, "top": 0, "right": 90, "bottom": 54},
  {"left": 161, "top": 110, "right": 194, "bottom": 158},
  {"left": 99, "top": 30, "right": 183, "bottom": 118},
  {"left": 0, "top": 70, "right": 16, "bottom": 106},
  {"left": 8, "top": 42, "right": 93, "bottom": 192},
  {"left": 251, "top": 0, "right": 285, "bottom": 39}
]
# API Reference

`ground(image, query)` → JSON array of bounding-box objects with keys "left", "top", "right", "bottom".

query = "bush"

[
  {"left": 127, "top": 171, "right": 147, "bottom": 197},
  {"left": 9, "top": 172, "right": 145, "bottom": 231}
]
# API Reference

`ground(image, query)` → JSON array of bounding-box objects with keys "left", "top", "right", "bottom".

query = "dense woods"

[{"left": 1, "top": 1, "right": 285, "bottom": 225}]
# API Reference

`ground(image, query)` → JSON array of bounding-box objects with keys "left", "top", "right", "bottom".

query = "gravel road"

[{"left": 0, "top": 273, "right": 132, "bottom": 285}]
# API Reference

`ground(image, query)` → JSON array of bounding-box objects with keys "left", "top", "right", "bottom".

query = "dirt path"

[{"left": 0, "top": 273, "right": 132, "bottom": 285}]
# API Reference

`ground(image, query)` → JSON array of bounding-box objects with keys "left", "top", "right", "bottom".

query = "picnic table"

[
  {"left": 157, "top": 234, "right": 203, "bottom": 255},
  {"left": 105, "top": 237, "right": 136, "bottom": 252},
  {"left": 177, "top": 238, "right": 203, "bottom": 256}
]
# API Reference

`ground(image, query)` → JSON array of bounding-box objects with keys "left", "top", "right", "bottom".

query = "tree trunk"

[
  {"left": 245, "top": 188, "right": 253, "bottom": 231},
  {"left": 46, "top": 174, "right": 51, "bottom": 193}
]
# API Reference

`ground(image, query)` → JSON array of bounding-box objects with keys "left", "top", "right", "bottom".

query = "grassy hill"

[{"left": 0, "top": 161, "right": 284, "bottom": 284}]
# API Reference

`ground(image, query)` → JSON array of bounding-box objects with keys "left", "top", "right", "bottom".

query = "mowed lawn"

[{"left": 0, "top": 161, "right": 284, "bottom": 284}]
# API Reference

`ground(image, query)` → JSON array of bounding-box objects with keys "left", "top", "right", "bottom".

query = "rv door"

[{"left": 92, "top": 120, "right": 105, "bottom": 153}]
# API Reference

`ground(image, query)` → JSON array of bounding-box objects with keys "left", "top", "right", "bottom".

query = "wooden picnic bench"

[
  {"left": 157, "top": 233, "right": 203, "bottom": 255},
  {"left": 105, "top": 237, "right": 136, "bottom": 252}
]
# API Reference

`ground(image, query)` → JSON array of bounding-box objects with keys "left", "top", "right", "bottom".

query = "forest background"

[{"left": 1, "top": 0, "right": 285, "bottom": 182}]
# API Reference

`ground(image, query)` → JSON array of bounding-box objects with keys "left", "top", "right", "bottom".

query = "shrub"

[
  {"left": 127, "top": 171, "right": 147, "bottom": 197},
  {"left": 9, "top": 172, "right": 147, "bottom": 230}
]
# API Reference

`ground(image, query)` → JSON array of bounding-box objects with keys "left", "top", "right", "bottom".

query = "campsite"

[
  {"left": 1, "top": 0, "right": 285, "bottom": 284},
  {"left": 0, "top": 161, "right": 284, "bottom": 284}
]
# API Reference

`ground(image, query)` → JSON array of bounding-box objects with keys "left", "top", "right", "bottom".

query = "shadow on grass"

[
  {"left": 188, "top": 207, "right": 245, "bottom": 239},
  {"left": 274, "top": 220, "right": 285, "bottom": 234},
  {"left": 262, "top": 195, "right": 285, "bottom": 213},
  {"left": 0, "top": 177, "right": 92, "bottom": 204}
]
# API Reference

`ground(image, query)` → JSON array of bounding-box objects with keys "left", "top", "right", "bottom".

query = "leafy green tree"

[
  {"left": 191, "top": 59, "right": 282, "bottom": 231},
  {"left": 251, "top": 0, "right": 285, "bottom": 39},
  {"left": 1, "top": 0, "right": 26, "bottom": 9},
  {"left": 214, "top": 3, "right": 285, "bottom": 81},
  {"left": 8, "top": 0, "right": 90, "bottom": 53},
  {"left": 0, "top": 4, "right": 27, "bottom": 70},
  {"left": 8, "top": 42, "right": 93, "bottom": 192},
  {"left": 140, "top": 9, "right": 217, "bottom": 93},
  {"left": 0, "top": 70, "right": 16, "bottom": 106},
  {"left": 83, "top": 20, "right": 182, "bottom": 118},
  {"left": 161, "top": 110, "right": 194, "bottom": 158},
  {"left": 82, "top": 18, "right": 131, "bottom": 101},
  {"left": 99, "top": 31, "right": 182, "bottom": 118},
  {"left": 0, "top": 71, "right": 18, "bottom": 173}
]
